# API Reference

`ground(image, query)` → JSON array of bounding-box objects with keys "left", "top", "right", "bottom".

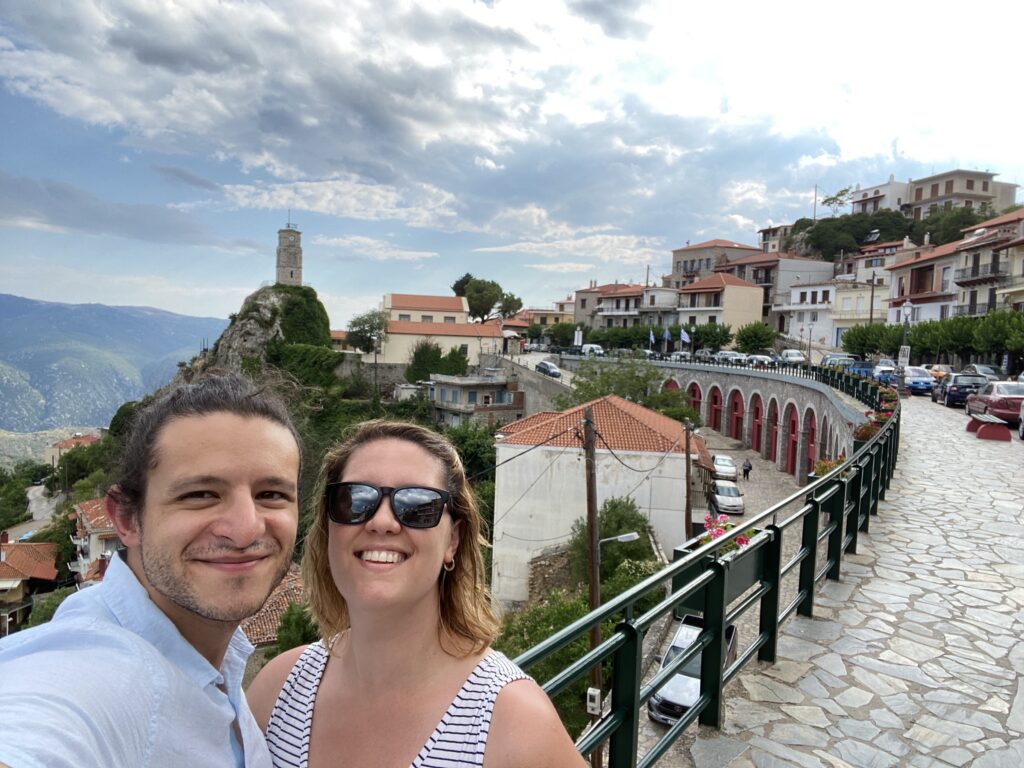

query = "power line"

[
  {"left": 491, "top": 442, "right": 578, "bottom": 529},
  {"left": 592, "top": 427, "right": 685, "bottom": 473},
  {"left": 466, "top": 423, "right": 578, "bottom": 483}
]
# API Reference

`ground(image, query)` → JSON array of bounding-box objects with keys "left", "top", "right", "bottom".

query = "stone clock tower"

[{"left": 276, "top": 222, "right": 303, "bottom": 286}]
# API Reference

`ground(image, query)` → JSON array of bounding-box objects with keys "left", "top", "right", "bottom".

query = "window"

[
  {"left": 899, "top": 276, "right": 906, "bottom": 296},
  {"left": 468, "top": 391, "right": 477, "bottom": 404},
  {"left": 944, "top": 201, "right": 952, "bottom": 210},
  {"left": 966, "top": 179, "right": 975, "bottom": 191},
  {"left": 438, "top": 388, "right": 446, "bottom": 402},
  {"left": 842, "top": 297, "right": 852, "bottom": 310},
  {"left": 421, "top": 315, "right": 433, "bottom": 323},
  {"left": 982, "top": 180, "right": 989, "bottom": 192},
  {"left": 810, "top": 311, "right": 818, "bottom": 322},
  {"left": 688, "top": 315, "right": 697, "bottom": 325},
  {"left": 930, "top": 183, "right": 939, "bottom": 197},
  {"left": 581, "top": 299, "right": 587, "bottom": 308},
  {"left": 940, "top": 304, "right": 949, "bottom": 320},
  {"left": 539, "top": 317, "right": 547, "bottom": 325},
  {"left": 810, "top": 291, "right": 817, "bottom": 304},
  {"left": 915, "top": 187, "right": 923, "bottom": 202},
  {"left": 649, "top": 295, "right": 656, "bottom": 306},
  {"left": 399, "top": 314, "right": 411, "bottom": 321},
  {"left": 708, "top": 316, "right": 716, "bottom": 324},
  {"left": 450, "top": 390, "right": 460, "bottom": 404},
  {"left": 799, "top": 291, "right": 807, "bottom": 303},
  {"left": 459, "top": 344, "right": 468, "bottom": 356},
  {"left": 854, "top": 296, "right": 862, "bottom": 311},
  {"left": 676, "top": 261, "right": 682, "bottom": 271},
  {"left": 965, "top": 200, "right": 972, "bottom": 209},
  {"left": 796, "top": 311, "right": 805, "bottom": 322},
  {"left": 606, "top": 319, "right": 613, "bottom": 328},
  {"left": 444, "top": 316, "right": 456, "bottom": 324},
  {"left": 822, "top": 290, "right": 830, "bottom": 303},
  {"left": 945, "top": 180, "right": 954, "bottom": 195}
]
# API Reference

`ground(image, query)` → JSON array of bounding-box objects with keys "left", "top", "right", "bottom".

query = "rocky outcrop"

[{"left": 208, "top": 287, "right": 288, "bottom": 371}]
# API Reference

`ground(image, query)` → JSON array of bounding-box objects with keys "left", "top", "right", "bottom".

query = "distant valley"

[{"left": 0, "top": 294, "right": 226, "bottom": 438}]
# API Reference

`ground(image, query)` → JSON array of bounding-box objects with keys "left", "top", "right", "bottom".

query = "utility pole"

[
  {"left": 583, "top": 407, "right": 601, "bottom": 768},
  {"left": 685, "top": 423, "right": 695, "bottom": 539},
  {"left": 868, "top": 270, "right": 876, "bottom": 325}
]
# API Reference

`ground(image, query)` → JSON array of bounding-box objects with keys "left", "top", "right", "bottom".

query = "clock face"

[{"left": 288, "top": 235, "right": 296, "bottom": 242}]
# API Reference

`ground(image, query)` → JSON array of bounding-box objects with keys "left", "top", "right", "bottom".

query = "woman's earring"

[{"left": 442, "top": 560, "right": 455, "bottom": 573}]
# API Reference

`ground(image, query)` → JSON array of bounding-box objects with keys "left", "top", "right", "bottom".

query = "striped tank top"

[{"left": 264, "top": 642, "right": 530, "bottom": 768}]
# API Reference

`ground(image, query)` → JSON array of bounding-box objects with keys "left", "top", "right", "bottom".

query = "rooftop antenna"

[{"left": 286, "top": 209, "right": 294, "bottom": 229}]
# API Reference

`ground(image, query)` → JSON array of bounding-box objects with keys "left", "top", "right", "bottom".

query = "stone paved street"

[{"left": 639, "top": 394, "right": 1024, "bottom": 767}]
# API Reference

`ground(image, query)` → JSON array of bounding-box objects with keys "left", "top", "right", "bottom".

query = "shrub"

[{"left": 568, "top": 497, "right": 654, "bottom": 584}]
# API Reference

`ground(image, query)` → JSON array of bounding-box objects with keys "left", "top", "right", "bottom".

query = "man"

[{"left": 0, "top": 373, "right": 302, "bottom": 767}]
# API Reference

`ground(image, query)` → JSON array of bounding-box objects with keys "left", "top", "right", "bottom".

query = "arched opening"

[
  {"left": 785, "top": 404, "right": 799, "bottom": 475},
  {"left": 727, "top": 389, "right": 745, "bottom": 440},
  {"left": 708, "top": 386, "right": 723, "bottom": 431},
  {"left": 767, "top": 399, "right": 779, "bottom": 462},
  {"left": 663, "top": 378, "right": 680, "bottom": 390},
  {"left": 750, "top": 394, "right": 764, "bottom": 454},
  {"left": 687, "top": 382, "right": 703, "bottom": 416},
  {"left": 819, "top": 414, "right": 830, "bottom": 460},
  {"left": 804, "top": 409, "right": 818, "bottom": 476}
]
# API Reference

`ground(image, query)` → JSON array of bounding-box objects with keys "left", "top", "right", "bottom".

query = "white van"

[{"left": 580, "top": 344, "right": 605, "bottom": 357}]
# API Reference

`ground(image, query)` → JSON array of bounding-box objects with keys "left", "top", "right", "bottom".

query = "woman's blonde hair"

[{"left": 303, "top": 420, "right": 499, "bottom": 653}]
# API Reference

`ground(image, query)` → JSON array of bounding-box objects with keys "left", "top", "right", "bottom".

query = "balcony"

[
  {"left": 954, "top": 263, "right": 1009, "bottom": 286},
  {"left": 681, "top": 303, "right": 722, "bottom": 312},
  {"left": 951, "top": 303, "right": 996, "bottom": 317},
  {"left": 596, "top": 306, "right": 640, "bottom": 317},
  {"left": 831, "top": 309, "right": 875, "bottom": 321}
]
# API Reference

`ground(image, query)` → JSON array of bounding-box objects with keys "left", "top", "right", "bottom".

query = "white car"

[
  {"left": 712, "top": 455, "right": 738, "bottom": 481},
  {"left": 713, "top": 351, "right": 746, "bottom": 365},
  {"left": 669, "top": 351, "right": 691, "bottom": 362},
  {"left": 709, "top": 480, "right": 745, "bottom": 515},
  {"left": 780, "top": 349, "right": 807, "bottom": 364},
  {"left": 747, "top": 354, "right": 774, "bottom": 367}
]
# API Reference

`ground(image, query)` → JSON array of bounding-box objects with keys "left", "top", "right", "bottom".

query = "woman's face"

[{"left": 327, "top": 438, "right": 461, "bottom": 616}]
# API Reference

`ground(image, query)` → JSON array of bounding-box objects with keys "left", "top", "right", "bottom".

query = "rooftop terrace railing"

[{"left": 513, "top": 363, "right": 900, "bottom": 767}]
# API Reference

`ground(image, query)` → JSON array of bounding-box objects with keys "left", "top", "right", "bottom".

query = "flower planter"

[{"left": 672, "top": 532, "right": 767, "bottom": 617}]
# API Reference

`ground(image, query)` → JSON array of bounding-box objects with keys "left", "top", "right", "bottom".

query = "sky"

[{"left": 2, "top": 1, "right": 1022, "bottom": 327}]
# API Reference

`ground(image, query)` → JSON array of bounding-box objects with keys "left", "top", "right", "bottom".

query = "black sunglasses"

[{"left": 324, "top": 482, "right": 451, "bottom": 529}]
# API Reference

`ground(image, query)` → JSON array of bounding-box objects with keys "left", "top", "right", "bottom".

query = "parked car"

[
  {"left": 694, "top": 348, "right": 715, "bottom": 362},
  {"left": 580, "top": 343, "right": 605, "bottom": 357},
  {"left": 534, "top": 360, "right": 562, "bottom": 378},
  {"left": 754, "top": 349, "right": 782, "bottom": 364},
  {"left": 669, "top": 350, "right": 691, "bottom": 362},
  {"left": 961, "top": 363, "right": 1007, "bottom": 383},
  {"left": 1019, "top": 401, "right": 1024, "bottom": 439},
  {"left": 876, "top": 358, "right": 896, "bottom": 368},
  {"left": 709, "top": 480, "right": 745, "bottom": 515},
  {"left": 849, "top": 360, "right": 874, "bottom": 378},
  {"left": 747, "top": 354, "right": 775, "bottom": 367},
  {"left": 647, "top": 615, "right": 738, "bottom": 725},
  {"left": 780, "top": 349, "right": 807, "bottom": 364},
  {"left": 966, "top": 382, "right": 1024, "bottom": 424},
  {"left": 820, "top": 353, "right": 855, "bottom": 368},
  {"left": 903, "top": 366, "right": 935, "bottom": 396},
  {"left": 932, "top": 373, "right": 988, "bottom": 407},
  {"left": 712, "top": 455, "right": 738, "bottom": 481},
  {"left": 923, "top": 364, "right": 953, "bottom": 381},
  {"left": 872, "top": 364, "right": 895, "bottom": 385},
  {"left": 713, "top": 350, "right": 745, "bottom": 365}
]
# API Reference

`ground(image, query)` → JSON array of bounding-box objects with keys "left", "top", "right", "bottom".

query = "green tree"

[
  {"left": 0, "top": 461, "right": 52, "bottom": 531},
  {"left": 451, "top": 272, "right": 475, "bottom": 296},
  {"left": 840, "top": 323, "right": 885, "bottom": 358},
  {"left": 269, "top": 602, "right": 320, "bottom": 658},
  {"left": 644, "top": 388, "right": 701, "bottom": 425},
  {"left": 878, "top": 324, "right": 907, "bottom": 357},
  {"left": 601, "top": 559, "right": 663, "bottom": 615},
  {"left": 911, "top": 206, "right": 986, "bottom": 246},
  {"left": 497, "top": 293, "right": 523, "bottom": 318},
  {"left": 734, "top": 322, "right": 778, "bottom": 353},
  {"left": 547, "top": 322, "right": 577, "bottom": 347},
  {"left": 567, "top": 497, "right": 655, "bottom": 584},
  {"left": 526, "top": 324, "right": 543, "bottom": 341},
  {"left": 464, "top": 279, "right": 503, "bottom": 321},
  {"left": 555, "top": 358, "right": 663, "bottom": 408},
  {"left": 821, "top": 186, "right": 853, "bottom": 217},
  {"left": 907, "top": 320, "right": 944, "bottom": 362},
  {"left": 276, "top": 286, "right": 332, "bottom": 347},
  {"left": 445, "top": 422, "right": 497, "bottom": 482},
  {"left": 346, "top": 309, "right": 389, "bottom": 354},
  {"left": 941, "top": 315, "right": 979, "bottom": 360},
  {"left": 974, "top": 310, "right": 1024, "bottom": 357},
  {"left": 405, "top": 340, "right": 445, "bottom": 383},
  {"left": 27, "top": 587, "right": 76, "bottom": 627},
  {"left": 692, "top": 323, "right": 733, "bottom": 351}
]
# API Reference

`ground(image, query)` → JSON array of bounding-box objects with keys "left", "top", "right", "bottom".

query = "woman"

[{"left": 248, "top": 420, "right": 585, "bottom": 768}]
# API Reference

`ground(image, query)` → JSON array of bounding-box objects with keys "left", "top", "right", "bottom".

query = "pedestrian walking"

[{"left": 742, "top": 458, "right": 752, "bottom": 480}]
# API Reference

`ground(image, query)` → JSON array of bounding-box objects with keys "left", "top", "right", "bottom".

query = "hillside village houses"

[
  {"left": 69, "top": 497, "right": 119, "bottom": 585},
  {"left": 0, "top": 537, "right": 57, "bottom": 636},
  {"left": 490, "top": 395, "right": 714, "bottom": 606},
  {"left": 715, "top": 251, "right": 833, "bottom": 329},
  {"left": 677, "top": 274, "right": 762, "bottom": 332},
  {"left": 849, "top": 170, "right": 1018, "bottom": 219}
]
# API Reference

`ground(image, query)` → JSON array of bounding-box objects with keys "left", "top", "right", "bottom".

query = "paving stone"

[
  {"left": 747, "top": 737, "right": 823, "bottom": 768},
  {"left": 835, "top": 718, "right": 880, "bottom": 741},
  {"left": 936, "top": 747, "right": 974, "bottom": 767},
  {"left": 690, "top": 735, "right": 748, "bottom": 768},
  {"left": 767, "top": 723, "right": 828, "bottom": 748},
  {"left": 812, "top": 653, "right": 846, "bottom": 677},
  {"left": 739, "top": 676, "right": 805, "bottom": 705},
  {"left": 834, "top": 686, "right": 874, "bottom": 709},
  {"left": 778, "top": 705, "right": 831, "bottom": 727},
  {"left": 832, "top": 739, "right": 899, "bottom": 768},
  {"left": 868, "top": 707, "right": 904, "bottom": 729}
]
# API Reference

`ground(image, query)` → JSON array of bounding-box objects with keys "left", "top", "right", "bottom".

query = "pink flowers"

[{"left": 698, "top": 512, "right": 755, "bottom": 553}]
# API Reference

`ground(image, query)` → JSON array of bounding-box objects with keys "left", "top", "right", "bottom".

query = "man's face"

[{"left": 117, "top": 412, "right": 300, "bottom": 631}]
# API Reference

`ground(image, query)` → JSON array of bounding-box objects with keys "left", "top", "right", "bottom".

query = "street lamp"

[
  {"left": 596, "top": 532, "right": 640, "bottom": 576},
  {"left": 895, "top": 300, "right": 914, "bottom": 394}
]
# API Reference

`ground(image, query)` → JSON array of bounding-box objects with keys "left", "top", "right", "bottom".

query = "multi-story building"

[
  {"left": 953, "top": 208, "right": 1024, "bottom": 317},
  {"left": 638, "top": 285, "right": 682, "bottom": 328},
  {"left": 677, "top": 274, "right": 762, "bottom": 338},
  {"left": 573, "top": 281, "right": 646, "bottom": 330},
  {"left": 849, "top": 175, "right": 911, "bottom": 215},
  {"left": 45, "top": 433, "right": 100, "bottom": 468},
  {"left": 427, "top": 372, "right": 525, "bottom": 428},
  {"left": 885, "top": 240, "right": 960, "bottom": 323},
  {"left": 832, "top": 280, "right": 887, "bottom": 338},
  {"left": 836, "top": 238, "right": 907, "bottom": 284},
  {"left": 664, "top": 239, "right": 760, "bottom": 288},
  {"left": 69, "top": 497, "right": 120, "bottom": 584},
  {"left": 904, "top": 170, "right": 1017, "bottom": 222},
  {"left": 758, "top": 224, "right": 793, "bottom": 253},
  {"left": 773, "top": 281, "right": 837, "bottom": 346},
  {"left": 376, "top": 321, "right": 503, "bottom": 366},
  {"left": 717, "top": 251, "right": 834, "bottom": 330}
]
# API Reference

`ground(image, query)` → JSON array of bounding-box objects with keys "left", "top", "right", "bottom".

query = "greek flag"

[
  {"left": 679, "top": 328, "right": 691, "bottom": 343},
  {"left": 662, "top": 328, "right": 671, "bottom": 341},
  {"left": 649, "top": 328, "right": 655, "bottom": 346}
]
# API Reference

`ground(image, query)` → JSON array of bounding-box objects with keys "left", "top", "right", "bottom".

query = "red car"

[{"left": 966, "top": 382, "right": 1024, "bottom": 425}]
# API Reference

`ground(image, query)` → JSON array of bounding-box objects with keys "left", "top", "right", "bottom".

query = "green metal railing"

[{"left": 512, "top": 366, "right": 902, "bottom": 767}]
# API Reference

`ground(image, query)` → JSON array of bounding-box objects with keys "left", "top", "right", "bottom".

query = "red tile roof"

[
  {"left": 0, "top": 542, "right": 58, "bottom": 582},
  {"left": 330, "top": 330, "right": 347, "bottom": 341},
  {"left": 241, "top": 564, "right": 305, "bottom": 646},
  {"left": 887, "top": 241, "right": 960, "bottom": 271},
  {"left": 673, "top": 239, "right": 759, "bottom": 252},
  {"left": 388, "top": 294, "right": 467, "bottom": 312},
  {"left": 74, "top": 498, "right": 113, "bottom": 535},
  {"left": 679, "top": 273, "right": 760, "bottom": 292},
  {"left": 52, "top": 434, "right": 99, "bottom": 451},
  {"left": 962, "top": 207, "right": 1024, "bottom": 232},
  {"left": 498, "top": 412, "right": 561, "bottom": 435},
  {"left": 386, "top": 321, "right": 503, "bottom": 338},
  {"left": 497, "top": 395, "right": 713, "bottom": 469}
]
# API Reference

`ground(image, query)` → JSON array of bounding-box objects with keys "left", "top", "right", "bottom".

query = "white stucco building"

[{"left": 490, "top": 395, "right": 713, "bottom": 605}]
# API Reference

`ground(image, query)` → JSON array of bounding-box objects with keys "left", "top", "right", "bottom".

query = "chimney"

[
  {"left": 902, "top": 236, "right": 911, "bottom": 249},
  {"left": 1, "top": 530, "right": 8, "bottom": 545},
  {"left": 924, "top": 232, "right": 931, "bottom": 245}
]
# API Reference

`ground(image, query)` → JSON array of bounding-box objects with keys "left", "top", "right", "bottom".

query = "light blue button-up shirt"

[{"left": 0, "top": 553, "right": 273, "bottom": 768}]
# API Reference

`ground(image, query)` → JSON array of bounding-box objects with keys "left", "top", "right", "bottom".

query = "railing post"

[
  {"left": 758, "top": 524, "right": 783, "bottom": 662},
  {"left": 608, "top": 620, "right": 642, "bottom": 768},
  {"left": 698, "top": 559, "right": 727, "bottom": 727},
  {"left": 847, "top": 457, "right": 868, "bottom": 553},
  {"left": 797, "top": 495, "right": 821, "bottom": 617},
  {"left": 827, "top": 478, "right": 845, "bottom": 580}
]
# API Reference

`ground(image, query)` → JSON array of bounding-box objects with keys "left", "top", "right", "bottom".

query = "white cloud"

[
  {"left": 313, "top": 234, "right": 438, "bottom": 261},
  {"left": 525, "top": 262, "right": 592, "bottom": 273},
  {"left": 474, "top": 156, "right": 505, "bottom": 171},
  {"left": 476, "top": 233, "right": 663, "bottom": 265}
]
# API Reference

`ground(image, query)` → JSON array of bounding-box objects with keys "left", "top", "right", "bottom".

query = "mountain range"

[{"left": 0, "top": 294, "right": 227, "bottom": 433}]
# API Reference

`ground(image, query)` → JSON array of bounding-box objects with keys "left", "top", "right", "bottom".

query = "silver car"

[
  {"left": 712, "top": 455, "right": 738, "bottom": 481},
  {"left": 709, "top": 480, "right": 744, "bottom": 515}
]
